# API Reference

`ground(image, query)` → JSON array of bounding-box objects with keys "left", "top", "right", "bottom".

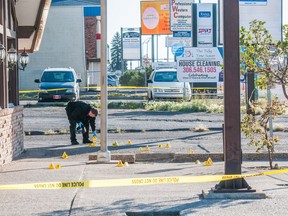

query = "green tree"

[
  {"left": 241, "top": 98, "right": 287, "bottom": 169},
  {"left": 146, "top": 65, "right": 153, "bottom": 81},
  {"left": 110, "top": 32, "right": 127, "bottom": 72},
  {"left": 240, "top": 20, "right": 288, "bottom": 95},
  {"left": 240, "top": 20, "right": 288, "bottom": 169}
]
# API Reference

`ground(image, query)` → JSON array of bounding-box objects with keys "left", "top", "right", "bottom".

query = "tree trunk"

[
  {"left": 281, "top": 84, "right": 288, "bottom": 100},
  {"left": 268, "top": 148, "right": 273, "bottom": 169}
]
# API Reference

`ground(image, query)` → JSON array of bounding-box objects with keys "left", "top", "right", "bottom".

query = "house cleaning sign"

[{"left": 176, "top": 47, "right": 223, "bottom": 82}]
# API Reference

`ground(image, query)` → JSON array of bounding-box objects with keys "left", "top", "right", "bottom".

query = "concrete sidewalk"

[
  {"left": 1, "top": 131, "right": 288, "bottom": 215},
  {"left": 1, "top": 156, "right": 288, "bottom": 215}
]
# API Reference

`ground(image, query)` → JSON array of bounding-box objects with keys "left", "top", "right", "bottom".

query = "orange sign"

[{"left": 141, "top": 1, "right": 172, "bottom": 35}]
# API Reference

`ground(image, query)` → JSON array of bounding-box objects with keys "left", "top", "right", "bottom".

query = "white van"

[{"left": 147, "top": 69, "right": 191, "bottom": 100}]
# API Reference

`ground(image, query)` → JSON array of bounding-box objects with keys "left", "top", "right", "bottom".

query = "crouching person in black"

[{"left": 65, "top": 101, "right": 98, "bottom": 145}]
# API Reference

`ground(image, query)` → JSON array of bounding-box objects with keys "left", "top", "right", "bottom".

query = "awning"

[{"left": 15, "top": 0, "right": 51, "bottom": 53}]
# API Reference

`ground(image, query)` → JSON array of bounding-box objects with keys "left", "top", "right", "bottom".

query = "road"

[{"left": 259, "top": 85, "right": 287, "bottom": 100}]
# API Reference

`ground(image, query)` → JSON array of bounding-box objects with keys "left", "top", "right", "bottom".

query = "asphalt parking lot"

[{"left": 22, "top": 105, "right": 288, "bottom": 161}]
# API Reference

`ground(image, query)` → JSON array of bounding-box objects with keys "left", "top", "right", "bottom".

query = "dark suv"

[{"left": 34, "top": 67, "right": 82, "bottom": 102}]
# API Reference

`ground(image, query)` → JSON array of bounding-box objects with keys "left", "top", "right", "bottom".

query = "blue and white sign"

[
  {"left": 199, "top": 11, "right": 211, "bottom": 18},
  {"left": 122, "top": 27, "right": 141, "bottom": 60},
  {"left": 173, "top": 31, "right": 191, "bottom": 38},
  {"left": 171, "top": 43, "right": 184, "bottom": 57},
  {"left": 240, "top": 0, "right": 267, "bottom": 6},
  {"left": 196, "top": 4, "right": 214, "bottom": 47}
]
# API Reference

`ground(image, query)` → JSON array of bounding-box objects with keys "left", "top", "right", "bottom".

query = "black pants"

[
  {"left": 67, "top": 119, "right": 89, "bottom": 142},
  {"left": 66, "top": 106, "right": 89, "bottom": 142}
]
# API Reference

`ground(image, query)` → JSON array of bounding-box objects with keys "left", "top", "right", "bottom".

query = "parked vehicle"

[
  {"left": 108, "top": 75, "right": 118, "bottom": 86},
  {"left": 147, "top": 69, "right": 191, "bottom": 100},
  {"left": 34, "top": 67, "right": 81, "bottom": 102}
]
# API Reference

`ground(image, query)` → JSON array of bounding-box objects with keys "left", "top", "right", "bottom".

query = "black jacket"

[{"left": 65, "top": 101, "right": 96, "bottom": 131}]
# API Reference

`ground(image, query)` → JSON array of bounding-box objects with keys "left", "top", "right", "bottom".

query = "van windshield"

[
  {"left": 154, "top": 71, "right": 178, "bottom": 82},
  {"left": 41, "top": 71, "right": 75, "bottom": 82}
]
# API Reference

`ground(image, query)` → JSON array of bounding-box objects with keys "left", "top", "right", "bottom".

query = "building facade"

[
  {"left": 20, "top": 0, "right": 101, "bottom": 91},
  {"left": 0, "top": 0, "right": 50, "bottom": 165}
]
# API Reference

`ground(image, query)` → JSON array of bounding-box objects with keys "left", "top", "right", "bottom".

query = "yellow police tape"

[
  {"left": 0, "top": 168, "right": 287, "bottom": 190},
  {"left": 19, "top": 86, "right": 146, "bottom": 93},
  {"left": 19, "top": 86, "right": 218, "bottom": 94}
]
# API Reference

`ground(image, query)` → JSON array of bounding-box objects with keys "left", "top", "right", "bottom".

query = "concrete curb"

[
  {"left": 24, "top": 128, "right": 223, "bottom": 135},
  {"left": 88, "top": 152, "right": 288, "bottom": 163}
]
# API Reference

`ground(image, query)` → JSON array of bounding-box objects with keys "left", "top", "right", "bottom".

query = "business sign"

[
  {"left": 122, "top": 28, "right": 141, "bottom": 60},
  {"left": 218, "top": 0, "right": 281, "bottom": 45},
  {"left": 141, "top": 1, "right": 172, "bottom": 35},
  {"left": 152, "top": 62, "right": 177, "bottom": 69},
  {"left": 170, "top": 0, "right": 194, "bottom": 31},
  {"left": 199, "top": 11, "right": 211, "bottom": 18},
  {"left": 171, "top": 43, "right": 184, "bottom": 56},
  {"left": 173, "top": 31, "right": 191, "bottom": 37},
  {"left": 239, "top": 0, "right": 267, "bottom": 6},
  {"left": 196, "top": 3, "right": 215, "bottom": 47},
  {"left": 176, "top": 47, "right": 223, "bottom": 82},
  {"left": 165, "top": 37, "right": 192, "bottom": 47}
]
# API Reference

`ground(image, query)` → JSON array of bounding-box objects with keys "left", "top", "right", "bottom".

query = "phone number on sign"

[{"left": 182, "top": 67, "right": 217, "bottom": 73}]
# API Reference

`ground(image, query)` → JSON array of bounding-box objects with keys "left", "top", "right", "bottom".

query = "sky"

[{"left": 107, "top": 0, "right": 288, "bottom": 67}]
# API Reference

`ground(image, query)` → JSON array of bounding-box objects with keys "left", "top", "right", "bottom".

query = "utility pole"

[
  {"left": 151, "top": 35, "right": 155, "bottom": 63},
  {"left": 215, "top": 0, "right": 252, "bottom": 191},
  {"left": 98, "top": 0, "right": 111, "bottom": 163}
]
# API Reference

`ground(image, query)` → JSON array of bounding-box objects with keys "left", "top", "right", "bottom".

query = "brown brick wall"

[
  {"left": 85, "top": 17, "right": 97, "bottom": 65},
  {"left": 0, "top": 106, "right": 24, "bottom": 165}
]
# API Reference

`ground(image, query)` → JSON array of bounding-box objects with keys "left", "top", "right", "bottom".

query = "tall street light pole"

[{"left": 98, "top": 0, "right": 111, "bottom": 162}]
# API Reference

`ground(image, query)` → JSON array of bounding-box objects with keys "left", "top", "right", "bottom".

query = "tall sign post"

[
  {"left": 215, "top": 0, "right": 252, "bottom": 191},
  {"left": 98, "top": 0, "right": 111, "bottom": 163}
]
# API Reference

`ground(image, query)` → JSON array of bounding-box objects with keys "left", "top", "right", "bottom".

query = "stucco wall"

[
  {"left": 0, "top": 107, "right": 24, "bottom": 165},
  {"left": 19, "top": 6, "right": 86, "bottom": 90}
]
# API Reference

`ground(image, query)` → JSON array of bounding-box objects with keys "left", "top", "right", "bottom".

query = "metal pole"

[
  {"left": 121, "top": 27, "right": 124, "bottom": 74},
  {"left": 98, "top": 0, "right": 111, "bottom": 162},
  {"left": 156, "top": 35, "right": 158, "bottom": 62},
  {"left": 215, "top": 0, "right": 252, "bottom": 191},
  {"left": 140, "top": 29, "right": 142, "bottom": 67},
  {"left": 145, "top": 69, "right": 147, "bottom": 87},
  {"left": 151, "top": 35, "right": 155, "bottom": 63},
  {"left": 167, "top": 44, "right": 169, "bottom": 62},
  {"left": 183, "top": 82, "right": 186, "bottom": 101},
  {"left": 223, "top": 0, "right": 241, "bottom": 179},
  {"left": 147, "top": 39, "right": 149, "bottom": 59}
]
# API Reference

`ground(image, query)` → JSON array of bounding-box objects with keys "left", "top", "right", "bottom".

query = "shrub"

[
  {"left": 108, "top": 101, "right": 146, "bottom": 109},
  {"left": 241, "top": 98, "right": 288, "bottom": 169},
  {"left": 145, "top": 101, "right": 207, "bottom": 112},
  {"left": 119, "top": 70, "right": 145, "bottom": 87}
]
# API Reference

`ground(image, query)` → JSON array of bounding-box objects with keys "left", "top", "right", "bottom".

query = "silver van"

[{"left": 34, "top": 67, "right": 82, "bottom": 102}]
